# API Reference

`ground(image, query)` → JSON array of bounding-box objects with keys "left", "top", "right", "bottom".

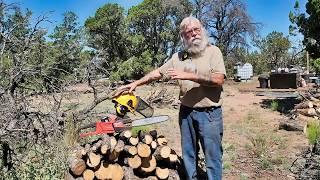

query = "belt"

[
  {"left": 181, "top": 105, "right": 221, "bottom": 112},
  {"left": 194, "top": 106, "right": 221, "bottom": 112}
]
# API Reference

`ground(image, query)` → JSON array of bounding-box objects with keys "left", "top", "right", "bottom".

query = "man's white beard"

[{"left": 184, "top": 37, "right": 208, "bottom": 55}]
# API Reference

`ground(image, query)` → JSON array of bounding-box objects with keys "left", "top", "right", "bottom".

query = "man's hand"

[
  {"left": 166, "top": 68, "right": 197, "bottom": 80},
  {"left": 114, "top": 82, "right": 138, "bottom": 97},
  {"left": 113, "top": 69, "right": 163, "bottom": 97}
]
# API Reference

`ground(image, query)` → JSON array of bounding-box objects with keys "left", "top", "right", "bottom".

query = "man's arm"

[
  {"left": 134, "top": 69, "right": 163, "bottom": 86},
  {"left": 117, "top": 69, "right": 163, "bottom": 93},
  {"left": 195, "top": 72, "right": 225, "bottom": 87},
  {"left": 166, "top": 68, "right": 224, "bottom": 87}
]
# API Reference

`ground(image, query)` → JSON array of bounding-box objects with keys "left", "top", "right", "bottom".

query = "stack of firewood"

[
  {"left": 66, "top": 130, "right": 182, "bottom": 180},
  {"left": 279, "top": 92, "right": 320, "bottom": 132}
]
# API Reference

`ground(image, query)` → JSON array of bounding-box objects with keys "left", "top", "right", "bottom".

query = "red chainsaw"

[{"left": 79, "top": 91, "right": 169, "bottom": 138}]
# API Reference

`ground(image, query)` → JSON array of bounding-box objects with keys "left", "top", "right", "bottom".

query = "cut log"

[
  {"left": 156, "top": 167, "right": 169, "bottom": 179},
  {"left": 110, "top": 136, "right": 118, "bottom": 151},
  {"left": 83, "top": 144, "right": 91, "bottom": 155},
  {"left": 294, "top": 101, "right": 313, "bottom": 109},
  {"left": 80, "top": 147, "right": 87, "bottom": 156},
  {"left": 127, "top": 155, "right": 142, "bottom": 169},
  {"left": 129, "top": 137, "right": 139, "bottom": 146},
  {"left": 149, "top": 130, "right": 157, "bottom": 139},
  {"left": 70, "top": 145, "right": 84, "bottom": 159},
  {"left": 111, "top": 163, "right": 124, "bottom": 180},
  {"left": 109, "top": 140, "right": 125, "bottom": 161},
  {"left": 157, "top": 136, "right": 168, "bottom": 145},
  {"left": 137, "top": 143, "right": 151, "bottom": 158},
  {"left": 142, "top": 134, "right": 153, "bottom": 145},
  {"left": 154, "top": 145, "right": 171, "bottom": 160},
  {"left": 102, "top": 134, "right": 110, "bottom": 141},
  {"left": 279, "top": 120, "right": 304, "bottom": 132},
  {"left": 83, "top": 169, "right": 94, "bottom": 180},
  {"left": 169, "top": 153, "right": 178, "bottom": 163},
  {"left": 69, "top": 158, "right": 86, "bottom": 176},
  {"left": 297, "top": 114, "right": 316, "bottom": 123},
  {"left": 309, "top": 96, "right": 320, "bottom": 102},
  {"left": 296, "top": 108, "right": 317, "bottom": 117},
  {"left": 140, "top": 155, "right": 157, "bottom": 173},
  {"left": 95, "top": 162, "right": 112, "bottom": 180},
  {"left": 87, "top": 152, "right": 101, "bottom": 168},
  {"left": 100, "top": 142, "right": 110, "bottom": 155},
  {"left": 150, "top": 141, "right": 158, "bottom": 150},
  {"left": 138, "top": 130, "right": 146, "bottom": 142},
  {"left": 315, "top": 107, "right": 320, "bottom": 115},
  {"left": 115, "top": 140, "right": 125, "bottom": 151},
  {"left": 124, "top": 145, "right": 137, "bottom": 156},
  {"left": 68, "top": 132, "right": 182, "bottom": 180},
  {"left": 120, "top": 130, "right": 132, "bottom": 140},
  {"left": 91, "top": 140, "right": 103, "bottom": 152}
]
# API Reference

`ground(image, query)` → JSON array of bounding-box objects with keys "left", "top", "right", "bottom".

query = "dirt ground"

[{"left": 69, "top": 78, "right": 309, "bottom": 179}]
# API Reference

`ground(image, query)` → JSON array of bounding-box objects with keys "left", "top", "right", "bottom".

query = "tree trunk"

[{"left": 279, "top": 120, "right": 304, "bottom": 132}]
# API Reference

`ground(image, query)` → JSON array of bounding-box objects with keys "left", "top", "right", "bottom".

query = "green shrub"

[
  {"left": 110, "top": 51, "right": 153, "bottom": 81},
  {"left": 1, "top": 139, "right": 68, "bottom": 180},
  {"left": 306, "top": 120, "right": 320, "bottom": 145},
  {"left": 312, "top": 58, "right": 320, "bottom": 74},
  {"left": 270, "top": 100, "right": 279, "bottom": 111}
]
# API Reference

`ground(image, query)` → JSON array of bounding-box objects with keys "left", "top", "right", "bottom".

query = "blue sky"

[
  {"left": 246, "top": 0, "right": 306, "bottom": 39},
  {"left": 5, "top": 0, "right": 307, "bottom": 41}
]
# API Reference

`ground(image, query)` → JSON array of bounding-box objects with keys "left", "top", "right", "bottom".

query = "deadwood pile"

[
  {"left": 65, "top": 130, "right": 182, "bottom": 180},
  {"left": 281, "top": 90, "right": 320, "bottom": 179},
  {"left": 279, "top": 91, "right": 320, "bottom": 132},
  {"left": 145, "top": 87, "right": 180, "bottom": 109}
]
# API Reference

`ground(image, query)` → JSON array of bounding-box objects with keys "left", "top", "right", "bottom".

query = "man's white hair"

[{"left": 180, "top": 16, "right": 209, "bottom": 54}]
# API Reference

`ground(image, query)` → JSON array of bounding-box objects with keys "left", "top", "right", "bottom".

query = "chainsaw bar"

[{"left": 131, "top": 115, "right": 169, "bottom": 127}]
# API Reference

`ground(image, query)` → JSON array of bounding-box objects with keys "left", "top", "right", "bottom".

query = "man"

[{"left": 117, "top": 16, "right": 226, "bottom": 180}]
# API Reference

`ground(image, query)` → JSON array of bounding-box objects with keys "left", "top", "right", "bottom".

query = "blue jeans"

[{"left": 179, "top": 105, "right": 223, "bottom": 180}]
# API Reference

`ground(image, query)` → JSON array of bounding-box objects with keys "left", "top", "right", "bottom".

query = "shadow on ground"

[{"left": 260, "top": 98, "right": 301, "bottom": 114}]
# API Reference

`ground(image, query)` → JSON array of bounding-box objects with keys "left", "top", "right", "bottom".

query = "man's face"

[{"left": 182, "top": 21, "right": 202, "bottom": 46}]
